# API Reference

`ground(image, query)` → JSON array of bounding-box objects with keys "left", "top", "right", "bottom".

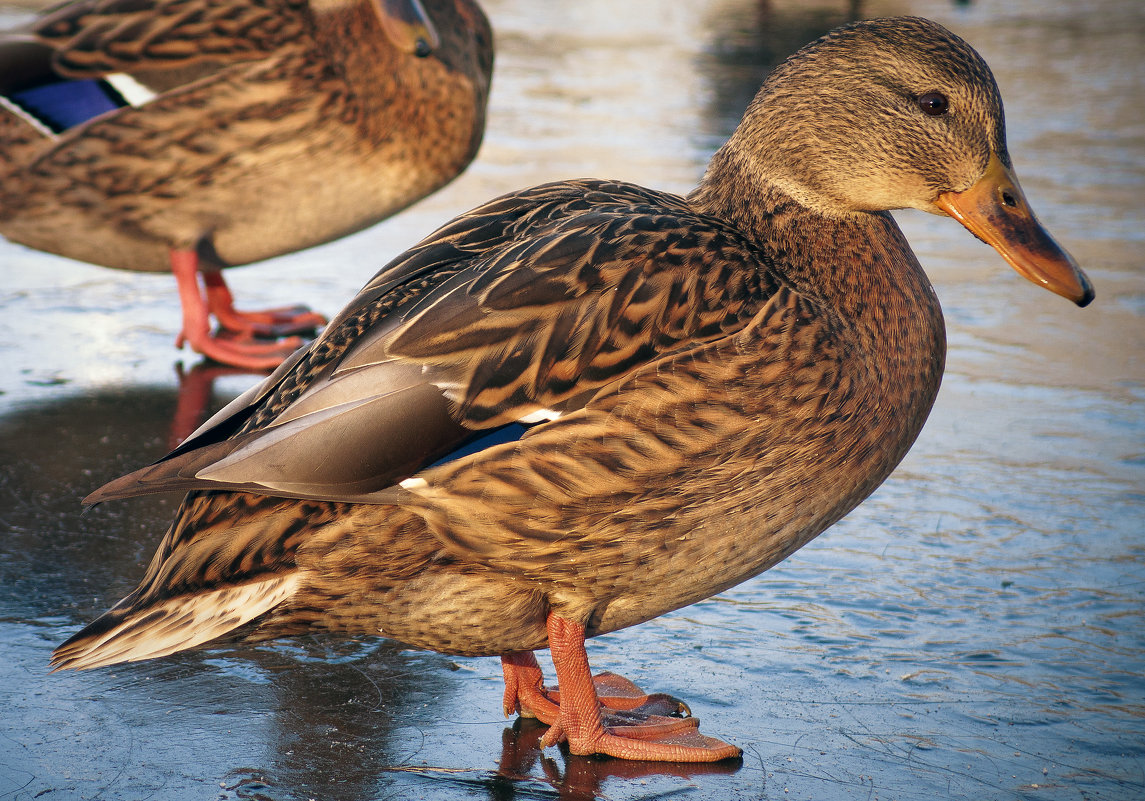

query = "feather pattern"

[
  {"left": 30, "top": 0, "right": 311, "bottom": 79},
  {"left": 87, "top": 179, "right": 785, "bottom": 504}
]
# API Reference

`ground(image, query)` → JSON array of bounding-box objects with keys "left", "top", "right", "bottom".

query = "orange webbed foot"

[
  {"left": 175, "top": 326, "right": 306, "bottom": 371},
  {"left": 502, "top": 651, "right": 561, "bottom": 722},
  {"left": 170, "top": 249, "right": 320, "bottom": 369},
  {"left": 202, "top": 264, "right": 326, "bottom": 338},
  {"left": 501, "top": 655, "right": 692, "bottom": 726},
  {"left": 501, "top": 618, "right": 742, "bottom": 763},
  {"left": 553, "top": 670, "right": 692, "bottom": 718}
]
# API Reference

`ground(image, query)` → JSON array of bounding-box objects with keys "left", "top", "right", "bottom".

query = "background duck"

[
  {"left": 0, "top": 0, "right": 493, "bottom": 369},
  {"left": 52, "top": 16, "right": 1091, "bottom": 763}
]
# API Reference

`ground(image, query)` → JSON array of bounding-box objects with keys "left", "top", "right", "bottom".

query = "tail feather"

[{"left": 51, "top": 573, "right": 301, "bottom": 671}]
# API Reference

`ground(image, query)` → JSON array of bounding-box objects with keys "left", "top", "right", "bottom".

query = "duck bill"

[
  {"left": 371, "top": 0, "right": 440, "bottom": 56},
  {"left": 935, "top": 153, "right": 1094, "bottom": 307}
]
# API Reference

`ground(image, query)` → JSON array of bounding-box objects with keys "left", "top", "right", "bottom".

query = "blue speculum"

[{"left": 9, "top": 78, "right": 126, "bottom": 132}]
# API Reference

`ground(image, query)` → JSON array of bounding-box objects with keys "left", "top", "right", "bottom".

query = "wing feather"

[
  {"left": 87, "top": 179, "right": 782, "bottom": 506},
  {"left": 28, "top": 0, "right": 306, "bottom": 80},
  {"left": 86, "top": 370, "right": 466, "bottom": 504}
]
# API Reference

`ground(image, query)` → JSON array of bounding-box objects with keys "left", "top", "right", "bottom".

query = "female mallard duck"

[
  {"left": 0, "top": 0, "right": 492, "bottom": 369},
  {"left": 51, "top": 17, "right": 1092, "bottom": 762}
]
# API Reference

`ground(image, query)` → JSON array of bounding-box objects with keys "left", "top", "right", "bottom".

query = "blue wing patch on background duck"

[{"left": 9, "top": 78, "right": 125, "bottom": 132}]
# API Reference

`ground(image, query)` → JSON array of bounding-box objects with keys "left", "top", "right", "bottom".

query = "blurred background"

[{"left": 1, "top": 0, "right": 1142, "bottom": 799}]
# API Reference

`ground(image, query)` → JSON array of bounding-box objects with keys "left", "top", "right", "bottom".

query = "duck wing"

[
  {"left": 21, "top": 0, "right": 305, "bottom": 82},
  {"left": 86, "top": 179, "right": 782, "bottom": 505}
]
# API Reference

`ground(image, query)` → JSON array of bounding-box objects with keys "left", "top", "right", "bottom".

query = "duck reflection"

[
  {"left": 375, "top": 716, "right": 741, "bottom": 800},
  {"left": 171, "top": 361, "right": 264, "bottom": 446},
  {"left": 0, "top": 382, "right": 469, "bottom": 795},
  {"left": 491, "top": 719, "right": 741, "bottom": 800}
]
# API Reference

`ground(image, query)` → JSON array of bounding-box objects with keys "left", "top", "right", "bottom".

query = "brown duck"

[
  {"left": 0, "top": 0, "right": 493, "bottom": 369},
  {"left": 52, "top": 17, "right": 1093, "bottom": 761}
]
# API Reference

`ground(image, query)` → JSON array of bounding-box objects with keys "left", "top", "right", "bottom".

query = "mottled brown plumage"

[
  {"left": 53, "top": 17, "right": 1092, "bottom": 762},
  {"left": 0, "top": 0, "right": 492, "bottom": 368}
]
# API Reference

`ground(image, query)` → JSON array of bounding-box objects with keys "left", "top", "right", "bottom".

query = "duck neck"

[{"left": 688, "top": 144, "right": 945, "bottom": 343}]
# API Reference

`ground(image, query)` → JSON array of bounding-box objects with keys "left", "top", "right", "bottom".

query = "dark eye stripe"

[{"left": 918, "top": 92, "right": 950, "bottom": 116}]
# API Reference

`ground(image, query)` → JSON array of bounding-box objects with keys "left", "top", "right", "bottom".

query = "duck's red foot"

[
  {"left": 502, "top": 651, "right": 560, "bottom": 722},
  {"left": 555, "top": 670, "right": 692, "bottom": 718},
  {"left": 175, "top": 326, "right": 305, "bottom": 371},
  {"left": 501, "top": 655, "right": 689, "bottom": 724},
  {"left": 500, "top": 617, "right": 742, "bottom": 763},
  {"left": 170, "top": 249, "right": 321, "bottom": 370},
  {"left": 212, "top": 303, "right": 326, "bottom": 338},
  {"left": 541, "top": 717, "right": 741, "bottom": 762},
  {"left": 202, "top": 265, "right": 326, "bottom": 338}
]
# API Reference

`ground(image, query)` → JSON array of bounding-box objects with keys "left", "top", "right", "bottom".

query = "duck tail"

[
  {"left": 51, "top": 491, "right": 318, "bottom": 671},
  {"left": 50, "top": 572, "right": 302, "bottom": 671}
]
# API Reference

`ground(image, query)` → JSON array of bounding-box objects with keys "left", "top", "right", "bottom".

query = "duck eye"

[{"left": 918, "top": 92, "right": 950, "bottom": 116}]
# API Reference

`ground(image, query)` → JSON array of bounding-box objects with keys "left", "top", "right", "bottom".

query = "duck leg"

[
  {"left": 519, "top": 614, "right": 742, "bottom": 762},
  {"left": 170, "top": 249, "right": 313, "bottom": 370},
  {"left": 202, "top": 269, "right": 327, "bottom": 338}
]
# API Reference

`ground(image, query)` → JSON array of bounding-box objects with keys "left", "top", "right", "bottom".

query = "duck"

[
  {"left": 0, "top": 0, "right": 493, "bottom": 369},
  {"left": 51, "top": 17, "right": 1093, "bottom": 762}
]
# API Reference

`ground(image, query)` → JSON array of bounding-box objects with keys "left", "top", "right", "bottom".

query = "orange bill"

[
  {"left": 371, "top": 0, "right": 440, "bottom": 56},
  {"left": 936, "top": 153, "right": 1094, "bottom": 307}
]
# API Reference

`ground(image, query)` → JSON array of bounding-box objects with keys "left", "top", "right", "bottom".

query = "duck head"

[{"left": 722, "top": 16, "right": 1093, "bottom": 306}]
